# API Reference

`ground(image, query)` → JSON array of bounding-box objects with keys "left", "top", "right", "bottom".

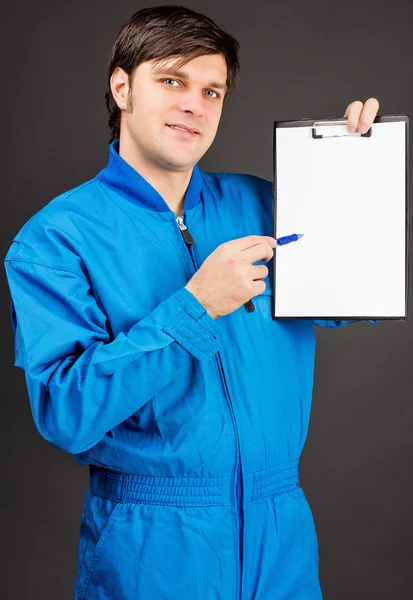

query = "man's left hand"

[{"left": 344, "top": 98, "right": 380, "bottom": 134}]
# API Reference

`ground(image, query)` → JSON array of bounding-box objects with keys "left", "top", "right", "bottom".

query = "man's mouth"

[{"left": 166, "top": 124, "right": 201, "bottom": 136}]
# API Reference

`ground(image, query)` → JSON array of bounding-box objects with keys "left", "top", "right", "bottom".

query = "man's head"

[{"left": 105, "top": 5, "right": 240, "bottom": 172}]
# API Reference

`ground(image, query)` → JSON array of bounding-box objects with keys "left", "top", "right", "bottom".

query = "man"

[{"left": 4, "top": 5, "right": 379, "bottom": 599}]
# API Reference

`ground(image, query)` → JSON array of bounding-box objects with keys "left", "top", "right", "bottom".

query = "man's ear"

[{"left": 110, "top": 67, "right": 130, "bottom": 111}]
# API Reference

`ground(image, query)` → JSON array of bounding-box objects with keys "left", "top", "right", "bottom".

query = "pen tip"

[{"left": 297, "top": 234, "right": 304, "bottom": 239}]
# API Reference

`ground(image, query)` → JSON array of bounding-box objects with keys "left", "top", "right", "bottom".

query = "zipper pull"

[
  {"left": 176, "top": 215, "right": 194, "bottom": 245},
  {"left": 244, "top": 300, "right": 255, "bottom": 312}
]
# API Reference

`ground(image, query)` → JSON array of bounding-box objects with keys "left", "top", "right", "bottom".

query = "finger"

[
  {"left": 250, "top": 264, "right": 269, "bottom": 280},
  {"left": 357, "top": 97, "right": 380, "bottom": 134},
  {"left": 344, "top": 100, "right": 363, "bottom": 134},
  {"left": 231, "top": 235, "right": 276, "bottom": 251},
  {"left": 244, "top": 243, "right": 274, "bottom": 263},
  {"left": 250, "top": 279, "right": 268, "bottom": 297}
]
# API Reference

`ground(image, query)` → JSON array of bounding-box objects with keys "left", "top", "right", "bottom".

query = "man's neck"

[{"left": 119, "top": 137, "right": 192, "bottom": 217}]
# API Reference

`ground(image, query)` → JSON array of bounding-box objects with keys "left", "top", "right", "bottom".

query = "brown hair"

[{"left": 104, "top": 5, "right": 240, "bottom": 142}]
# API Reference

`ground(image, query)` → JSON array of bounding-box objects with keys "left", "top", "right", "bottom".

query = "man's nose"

[{"left": 176, "top": 89, "right": 204, "bottom": 117}]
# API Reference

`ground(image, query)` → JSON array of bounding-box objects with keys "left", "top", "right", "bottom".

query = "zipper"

[
  {"left": 216, "top": 353, "right": 244, "bottom": 600},
  {"left": 175, "top": 212, "right": 244, "bottom": 600}
]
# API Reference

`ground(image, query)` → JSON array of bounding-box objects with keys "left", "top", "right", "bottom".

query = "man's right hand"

[{"left": 185, "top": 235, "right": 277, "bottom": 320}]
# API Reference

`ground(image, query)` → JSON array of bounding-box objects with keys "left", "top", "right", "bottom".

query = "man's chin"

[{"left": 159, "top": 154, "right": 200, "bottom": 172}]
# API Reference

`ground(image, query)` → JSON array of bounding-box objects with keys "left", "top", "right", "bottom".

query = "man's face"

[{"left": 117, "top": 53, "right": 227, "bottom": 172}]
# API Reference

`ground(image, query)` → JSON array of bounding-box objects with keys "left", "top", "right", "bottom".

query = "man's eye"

[
  {"left": 162, "top": 79, "right": 179, "bottom": 86},
  {"left": 205, "top": 90, "right": 219, "bottom": 99}
]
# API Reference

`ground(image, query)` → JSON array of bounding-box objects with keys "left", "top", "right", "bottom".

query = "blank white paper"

[{"left": 274, "top": 120, "right": 407, "bottom": 318}]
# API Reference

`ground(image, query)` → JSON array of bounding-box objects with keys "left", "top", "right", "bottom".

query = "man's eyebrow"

[{"left": 152, "top": 66, "right": 227, "bottom": 91}]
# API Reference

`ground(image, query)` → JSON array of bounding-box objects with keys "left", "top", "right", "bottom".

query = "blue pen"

[{"left": 276, "top": 233, "right": 304, "bottom": 246}]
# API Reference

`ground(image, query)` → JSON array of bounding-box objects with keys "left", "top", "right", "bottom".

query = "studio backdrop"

[{"left": 1, "top": 1, "right": 412, "bottom": 599}]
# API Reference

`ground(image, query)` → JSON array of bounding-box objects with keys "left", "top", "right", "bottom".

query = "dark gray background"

[{"left": 1, "top": 0, "right": 412, "bottom": 598}]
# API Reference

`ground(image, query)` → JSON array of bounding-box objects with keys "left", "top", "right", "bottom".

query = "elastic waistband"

[{"left": 89, "top": 459, "right": 299, "bottom": 508}]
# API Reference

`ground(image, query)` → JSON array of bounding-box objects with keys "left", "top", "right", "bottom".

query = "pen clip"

[{"left": 312, "top": 118, "right": 372, "bottom": 139}]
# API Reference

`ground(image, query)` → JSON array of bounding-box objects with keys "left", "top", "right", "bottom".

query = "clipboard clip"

[{"left": 312, "top": 119, "right": 372, "bottom": 139}]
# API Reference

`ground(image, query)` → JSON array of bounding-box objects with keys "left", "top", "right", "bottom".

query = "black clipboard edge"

[{"left": 271, "top": 114, "right": 410, "bottom": 322}]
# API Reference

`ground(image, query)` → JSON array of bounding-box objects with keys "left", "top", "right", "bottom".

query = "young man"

[{"left": 4, "top": 5, "right": 379, "bottom": 599}]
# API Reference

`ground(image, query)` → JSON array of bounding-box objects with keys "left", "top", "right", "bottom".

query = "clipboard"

[{"left": 271, "top": 114, "right": 410, "bottom": 321}]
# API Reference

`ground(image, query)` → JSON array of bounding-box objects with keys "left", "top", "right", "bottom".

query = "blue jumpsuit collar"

[{"left": 98, "top": 140, "right": 203, "bottom": 213}]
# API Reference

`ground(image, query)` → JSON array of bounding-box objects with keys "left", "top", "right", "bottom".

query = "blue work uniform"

[{"left": 4, "top": 140, "right": 374, "bottom": 599}]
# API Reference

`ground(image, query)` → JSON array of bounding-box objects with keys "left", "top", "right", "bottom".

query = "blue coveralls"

[{"left": 4, "top": 140, "right": 374, "bottom": 599}]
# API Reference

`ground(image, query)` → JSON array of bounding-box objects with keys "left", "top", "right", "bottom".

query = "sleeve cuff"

[{"left": 163, "top": 287, "right": 221, "bottom": 361}]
